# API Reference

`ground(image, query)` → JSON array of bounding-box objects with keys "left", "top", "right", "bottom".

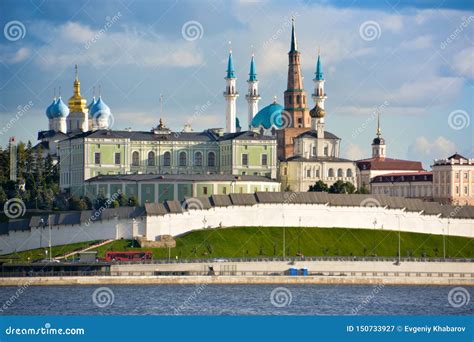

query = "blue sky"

[{"left": 0, "top": 0, "right": 472, "bottom": 168}]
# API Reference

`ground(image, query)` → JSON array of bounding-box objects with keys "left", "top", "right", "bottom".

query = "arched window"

[
  {"left": 163, "top": 151, "right": 171, "bottom": 166},
  {"left": 179, "top": 151, "right": 187, "bottom": 166},
  {"left": 328, "top": 168, "right": 334, "bottom": 177},
  {"left": 208, "top": 152, "right": 216, "bottom": 167},
  {"left": 132, "top": 151, "right": 139, "bottom": 166},
  {"left": 147, "top": 151, "right": 155, "bottom": 166},
  {"left": 194, "top": 151, "right": 203, "bottom": 166},
  {"left": 324, "top": 145, "right": 329, "bottom": 156},
  {"left": 337, "top": 168, "right": 343, "bottom": 177},
  {"left": 346, "top": 168, "right": 353, "bottom": 177}
]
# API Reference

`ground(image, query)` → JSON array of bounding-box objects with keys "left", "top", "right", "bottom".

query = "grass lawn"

[{"left": 3, "top": 227, "right": 472, "bottom": 263}]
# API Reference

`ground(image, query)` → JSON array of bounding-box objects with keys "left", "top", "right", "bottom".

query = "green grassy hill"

[{"left": 3, "top": 227, "right": 473, "bottom": 263}]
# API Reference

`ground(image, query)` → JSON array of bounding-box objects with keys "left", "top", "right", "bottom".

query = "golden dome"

[
  {"left": 68, "top": 65, "right": 87, "bottom": 113},
  {"left": 310, "top": 104, "right": 325, "bottom": 118}
]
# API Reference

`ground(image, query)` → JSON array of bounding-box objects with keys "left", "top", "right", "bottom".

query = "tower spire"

[
  {"left": 246, "top": 54, "right": 260, "bottom": 129},
  {"left": 315, "top": 52, "right": 324, "bottom": 81},
  {"left": 224, "top": 48, "right": 239, "bottom": 133},
  {"left": 376, "top": 110, "right": 381, "bottom": 137},
  {"left": 290, "top": 17, "right": 297, "bottom": 52}
]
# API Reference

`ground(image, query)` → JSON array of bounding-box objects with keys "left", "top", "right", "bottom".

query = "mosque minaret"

[
  {"left": 245, "top": 55, "right": 261, "bottom": 129},
  {"left": 223, "top": 50, "right": 239, "bottom": 133}
]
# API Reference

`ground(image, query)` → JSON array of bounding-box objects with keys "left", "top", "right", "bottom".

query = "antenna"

[
  {"left": 159, "top": 94, "right": 164, "bottom": 115},
  {"left": 75, "top": 64, "right": 78, "bottom": 79}
]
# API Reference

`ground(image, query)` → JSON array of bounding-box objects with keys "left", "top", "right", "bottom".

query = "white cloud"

[
  {"left": 452, "top": 47, "right": 474, "bottom": 79},
  {"left": 408, "top": 136, "right": 457, "bottom": 162},
  {"left": 344, "top": 143, "right": 366, "bottom": 160},
  {"left": 2, "top": 47, "right": 31, "bottom": 64},
  {"left": 400, "top": 35, "right": 433, "bottom": 49},
  {"left": 383, "top": 15, "right": 403, "bottom": 33},
  {"left": 29, "top": 21, "right": 204, "bottom": 68}
]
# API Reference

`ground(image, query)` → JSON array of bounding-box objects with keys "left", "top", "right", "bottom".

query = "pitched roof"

[
  {"left": 296, "top": 130, "right": 339, "bottom": 140},
  {"left": 284, "top": 156, "right": 353, "bottom": 163},
  {"left": 85, "top": 174, "right": 278, "bottom": 183},
  {"left": 371, "top": 171, "right": 433, "bottom": 183},
  {"left": 356, "top": 157, "right": 423, "bottom": 171}
]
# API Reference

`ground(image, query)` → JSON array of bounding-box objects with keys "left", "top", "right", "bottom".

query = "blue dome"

[
  {"left": 45, "top": 99, "right": 56, "bottom": 119},
  {"left": 251, "top": 102, "right": 285, "bottom": 129},
  {"left": 87, "top": 97, "right": 97, "bottom": 112},
  {"left": 50, "top": 97, "right": 69, "bottom": 118},
  {"left": 90, "top": 96, "right": 111, "bottom": 118}
]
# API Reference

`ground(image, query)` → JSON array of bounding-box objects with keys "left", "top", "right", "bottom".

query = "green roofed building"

[
  {"left": 58, "top": 121, "right": 277, "bottom": 196},
  {"left": 84, "top": 174, "right": 280, "bottom": 205}
]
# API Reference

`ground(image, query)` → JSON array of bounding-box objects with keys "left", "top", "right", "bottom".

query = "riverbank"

[{"left": 1, "top": 275, "right": 473, "bottom": 286}]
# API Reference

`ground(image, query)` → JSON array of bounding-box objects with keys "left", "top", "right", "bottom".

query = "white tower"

[
  {"left": 312, "top": 52, "right": 327, "bottom": 116},
  {"left": 224, "top": 50, "right": 239, "bottom": 133},
  {"left": 245, "top": 55, "right": 260, "bottom": 129},
  {"left": 372, "top": 111, "right": 386, "bottom": 158}
]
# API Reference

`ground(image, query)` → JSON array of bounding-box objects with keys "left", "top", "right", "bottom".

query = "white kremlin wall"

[{"left": 0, "top": 204, "right": 472, "bottom": 255}]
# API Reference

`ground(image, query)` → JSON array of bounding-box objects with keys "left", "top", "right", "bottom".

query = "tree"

[
  {"left": 329, "top": 180, "right": 355, "bottom": 194},
  {"left": 69, "top": 196, "right": 87, "bottom": 211},
  {"left": 356, "top": 185, "right": 370, "bottom": 194},
  {"left": 128, "top": 196, "right": 138, "bottom": 207},
  {"left": 308, "top": 180, "right": 329, "bottom": 192}
]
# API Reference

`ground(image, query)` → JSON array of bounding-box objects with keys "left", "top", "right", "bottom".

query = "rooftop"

[
  {"left": 86, "top": 174, "right": 278, "bottom": 183},
  {"left": 357, "top": 157, "right": 424, "bottom": 171}
]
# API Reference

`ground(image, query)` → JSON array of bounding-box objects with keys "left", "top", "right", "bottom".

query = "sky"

[{"left": 0, "top": 0, "right": 473, "bottom": 168}]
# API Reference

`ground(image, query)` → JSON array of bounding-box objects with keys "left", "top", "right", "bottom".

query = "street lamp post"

[
  {"left": 48, "top": 214, "right": 52, "bottom": 262},
  {"left": 397, "top": 214, "right": 401, "bottom": 265},
  {"left": 372, "top": 218, "right": 377, "bottom": 256},
  {"left": 282, "top": 214, "right": 286, "bottom": 260}
]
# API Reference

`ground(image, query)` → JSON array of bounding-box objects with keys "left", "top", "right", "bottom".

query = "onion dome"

[
  {"left": 87, "top": 97, "right": 97, "bottom": 113},
  {"left": 45, "top": 98, "right": 56, "bottom": 119},
  {"left": 90, "top": 96, "right": 111, "bottom": 119},
  {"left": 310, "top": 103, "right": 325, "bottom": 118},
  {"left": 51, "top": 97, "right": 70, "bottom": 118},
  {"left": 251, "top": 100, "right": 285, "bottom": 129}
]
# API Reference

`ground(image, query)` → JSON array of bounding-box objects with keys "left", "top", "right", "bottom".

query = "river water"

[{"left": 0, "top": 284, "right": 472, "bottom": 316}]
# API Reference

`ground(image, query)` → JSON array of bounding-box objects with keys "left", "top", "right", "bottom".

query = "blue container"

[
  {"left": 288, "top": 268, "right": 298, "bottom": 276},
  {"left": 300, "top": 268, "right": 308, "bottom": 276}
]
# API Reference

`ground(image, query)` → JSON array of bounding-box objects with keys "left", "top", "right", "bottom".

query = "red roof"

[
  {"left": 356, "top": 157, "right": 423, "bottom": 171},
  {"left": 377, "top": 171, "right": 432, "bottom": 177}
]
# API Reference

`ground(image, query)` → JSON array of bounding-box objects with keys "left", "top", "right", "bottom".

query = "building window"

[
  {"left": 223, "top": 187, "right": 227, "bottom": 194},
  {"left": 316, "top": 169, "right": 320, "bottom": 178},
  {"left": 194, "top": 151, "right": 203, "bottom": 166},
  {"left": 284, "top": 168, "right": 287, "bottom": 176},
  {"left": 312, "top": 146, "right": 316, "bottom": 156},
  {"left": 132, "top": 151, "right": 139, "bottom": 166},
  {"left": 456, "top": 172, "right": 460, "bottom": 179},
  {"left": 147, "top": 151, "right": 155, "bottom": 166},
  {"left": 163, "top": 151, "right": 171, "bottom": 166},
  {"left": 94, "top": 152, "right": 101, "bottom": 164},
  {"left": 208, "top": 152, "right": 216, "bottom": 167},
  {"left": 324, "top": 145, "right": 329, "bottom": 156},
  {"left": 328, "top": 168, "right": 334, "bottom": 177},
  {"left": 261, "top": 154, "right": 267, "bottom": 166},
  {"left": 114, "top": 152, "right": 120, "bottom": 165},
  {"left": 306, "top": 169, "right": 311, "bottom": 177},
  {"left": 337, "top": 168, "right": 343, "bottom": 177},
  {"left": 464, "top": 186, "right": 468, "bottom": 194},
  {"left": 203, "top": 186, "right": 208, "bottom": 195},
  {"left": 464, "top": 173, "right": 468, "bottom": 179},
  {"left": 346, "top": 169, "right": 353, "bottom": 177},
  {"left": 179, "top": 151, "right": 187, "bottom": 166},
  {"left": 456, "top": 186, "right": 459, "bottom": 194},
  {"left": 242, "top": 154, "right": 248, "bottom": 166}
]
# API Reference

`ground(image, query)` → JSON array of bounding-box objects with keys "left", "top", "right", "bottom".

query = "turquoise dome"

[
  {"left": 251, "top": 102, "right": 285, "bottom": 129},
  {"left": 45, "top": 99, "right": 56, "bottom": 119},
  {"left": 50, "top": 97, "right": 69, "bottom": 118},
  {"left": 87, "top": 97, "right": 97, "bottom": 112},
  {"left": 90, "top": 96, "right": 111, "bottom": 118}
]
